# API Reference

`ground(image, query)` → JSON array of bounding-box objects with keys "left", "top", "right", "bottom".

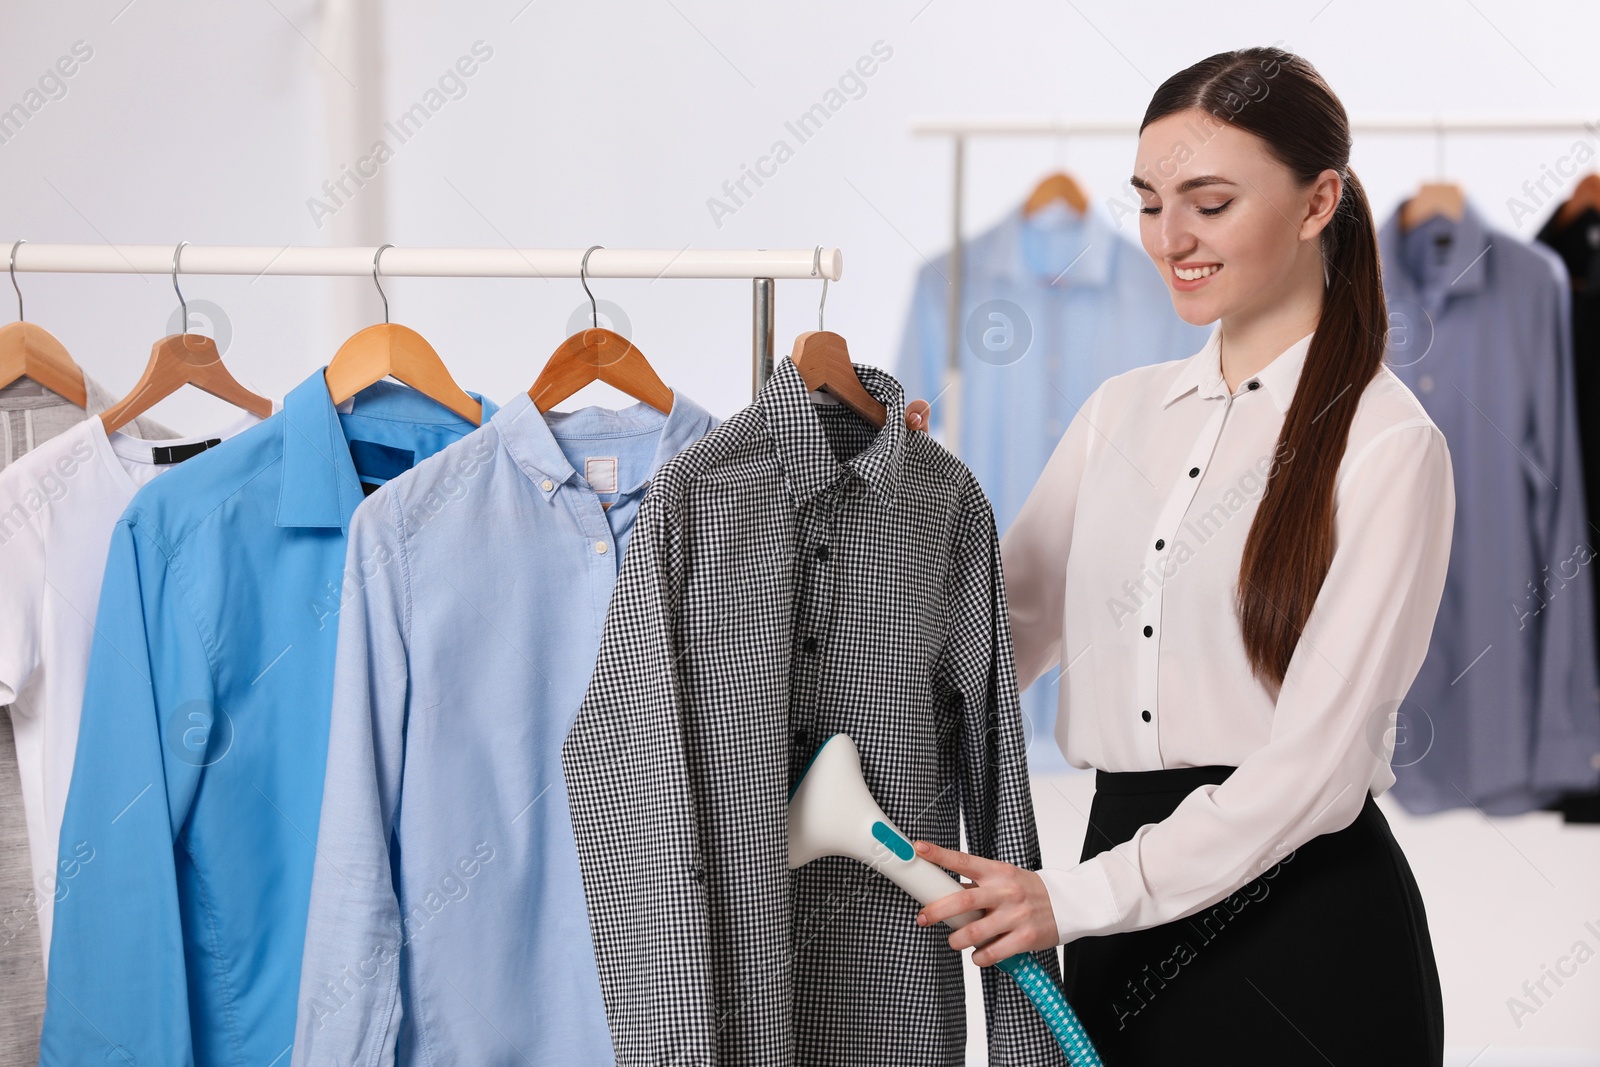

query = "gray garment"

[
  {"left": 0, "top": 372, "right": 175, "bottom": 1063},
  {"left": 1380, "top": 198, "right": 1600, "bottom": 814}
]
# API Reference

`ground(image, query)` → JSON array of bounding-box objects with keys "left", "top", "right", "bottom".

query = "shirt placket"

[
  {"left": 1137, "top": 392, "right": 1236, "bottom": 766},
  {"left": 788, "top": 477, "right": 846, "bottom": 785},
  {"left": 557, "top": 475, "right": 621, "bottom": 588}
]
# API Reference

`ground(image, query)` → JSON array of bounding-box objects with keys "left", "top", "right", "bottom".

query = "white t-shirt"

[{"left": 0, "top": 412, "right": 261, "bottom": 961}]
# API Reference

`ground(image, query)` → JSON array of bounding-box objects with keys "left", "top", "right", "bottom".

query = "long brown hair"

[{"left": 1140, "top": 47, "right": 1387, "bottom": 687}]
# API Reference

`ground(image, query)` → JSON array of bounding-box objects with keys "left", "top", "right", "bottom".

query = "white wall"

[{"left": 4, "top": 0, "right": 1599, "bottom": 1061}]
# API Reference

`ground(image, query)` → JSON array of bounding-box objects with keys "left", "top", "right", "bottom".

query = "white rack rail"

[{"left": 6, "top": 243, "right": 846, "bottom": 397}]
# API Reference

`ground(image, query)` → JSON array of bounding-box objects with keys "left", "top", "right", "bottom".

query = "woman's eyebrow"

[{"left": 1129, "top": 174, "right": 1237, "bottom": 193}]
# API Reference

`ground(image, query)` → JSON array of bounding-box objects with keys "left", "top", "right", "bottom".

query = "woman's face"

[{"left": 1132, "top": 108, "right": 1339, "bottom": 327}]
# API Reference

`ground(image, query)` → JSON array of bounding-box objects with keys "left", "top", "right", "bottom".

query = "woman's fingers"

[
  {"left": 916, "top": 884, "right": 995, "bottom": 927},
  {"left": 942, "top": 909, "right": 1007, "bottom": 952},
  {"left": 970, "top": 930, "right": 1035, "bottom": 969},
  {"left": 913, "top": 839, "right": 995, "bottom": 880},
  {"left": 905, "top": 399, "right": 930, "bottom": 431}
]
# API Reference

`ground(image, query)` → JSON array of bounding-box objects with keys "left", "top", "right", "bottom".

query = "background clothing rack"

[
  {"left": 908, "top": 114, "right": 1599, "bottom": 441},
  {"left": 5, "top": 244, "right": 846, "bottom": 400}
]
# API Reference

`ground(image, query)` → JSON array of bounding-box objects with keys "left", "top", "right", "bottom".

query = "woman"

[{"left": 908, "top": 47, "right": 1452, "bottom": 1063}]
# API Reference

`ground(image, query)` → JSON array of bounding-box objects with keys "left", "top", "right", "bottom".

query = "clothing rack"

[
  {"left": 909, "top": 114, "right": 1599, "bottom": 437},
  {"left": 5, "top": 243, "right": 846, "bottom": 400}
]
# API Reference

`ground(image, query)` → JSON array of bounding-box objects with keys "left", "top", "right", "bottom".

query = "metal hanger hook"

[
  {"left": 372, "top": 243, "right": 395, "bottom": 325},
  {"left": 172, "top": 241, "right": 191, "bottom": 333},
  {"left": 9, "top": 238, "right": 25, "bottom": 322},
  {"left": 580, "top": 245, "right": 603, "bottom": 329},
  {"left": 811, "top": 245, "right": 828, "bottom": 331}
]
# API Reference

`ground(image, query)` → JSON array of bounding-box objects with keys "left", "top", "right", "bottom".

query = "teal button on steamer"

[{"left": 787, "top": 733, "right": 1104, "bottom": 1066}]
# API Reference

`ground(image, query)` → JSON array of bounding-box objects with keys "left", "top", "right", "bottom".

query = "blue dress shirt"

[
  {"left": 42, "top": 372, "right": 494, "bottom": 1066},
  {"left": 1379, "top": 198, "right": 1600, "bottom": 814},
  {"left": 895, "top": 203, "right": 1212, "bottom": 772},
  {"left": 293, "top": 389, "right": 718, "bottom": 1066}
]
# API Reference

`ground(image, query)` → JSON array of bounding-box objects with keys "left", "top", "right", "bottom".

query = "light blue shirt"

[
  {"left": 42, "top": 372, "right": 494, "bottom": 1066},
  {"left": 895, "top": 204, "right": 1212, "bottom": 772},
  {"left": 1378, "top": 198, "right": 1600, "bottom": 814},
  {"left": 293, "top": 389, "right": 718, "bottom": 1066}
]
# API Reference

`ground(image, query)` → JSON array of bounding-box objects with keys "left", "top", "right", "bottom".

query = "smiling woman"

[{"left": 910, "top": 45, "right": 1452, "bottom": 1065}]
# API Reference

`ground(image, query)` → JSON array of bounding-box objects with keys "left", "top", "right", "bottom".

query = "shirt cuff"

[{"left": 1037, "top": 859, "right": 1122, "bottom": 945}]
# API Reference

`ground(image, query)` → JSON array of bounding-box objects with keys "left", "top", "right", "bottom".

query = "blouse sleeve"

[
  {"left": 1036, "top": 418, "right": 1455, "bottom": 944},
  {"left": 999, "top": 386, "right": 1102, "bottom": 695}
]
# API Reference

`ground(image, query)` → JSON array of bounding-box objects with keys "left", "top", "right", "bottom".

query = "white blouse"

[{"left": 1001, "top": 324, "right": 1455, "bottom": 945}]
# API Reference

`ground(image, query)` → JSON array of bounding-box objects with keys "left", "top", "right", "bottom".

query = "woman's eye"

[
  {"left": 1198, "top": 200, "right": 1234, "bottom": 216},
  {"left": 1140, "top": 205, "right": 1160, "bottom": 215}
]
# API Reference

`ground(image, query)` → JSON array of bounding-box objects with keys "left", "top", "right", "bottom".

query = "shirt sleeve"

[
  {"left": 560, "top": 488, "right": 717, "bottom": 1067},
  {"left": 999, "top": 386, "right": 1100, "bottom": 695},
  {"left": 944, "top": 481, "right": 1070, "bottom": 1066},
  {"left": 292, "top": 493, "right": 410, "bottom": 1067},
  {"left": 1036, "top": 419, "right": 1455, "bottom": 944},
  {"left": 40, "top": 516, "right": 211, "bottom": 1064},
  {"left": 1525, "top": 259, "right": 1600, "bottom": 790}
]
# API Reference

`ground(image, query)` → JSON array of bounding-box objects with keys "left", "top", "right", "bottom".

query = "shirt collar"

[
  {"left": 1161, "top": 324, "right": 1315, "bottom": 415},
  {"left": 495, "top": 387, "right": 717, "bottom": 501},
  {"left": 277, "top": 369, "right": 488, "bottom": 531},
  {"left": 973, "top": 204, "right": 1115, "bottom": 288},
  {"left": 1377, "top": 195, "right": 1491, "bottom": 306},
  {"left": 760, "top": 354, "right": 906, "bottom": 506}
]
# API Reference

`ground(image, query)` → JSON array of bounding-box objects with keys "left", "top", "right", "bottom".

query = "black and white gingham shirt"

[{"left": 562, "top": 354, "right": 1066, "bottom": 1066}]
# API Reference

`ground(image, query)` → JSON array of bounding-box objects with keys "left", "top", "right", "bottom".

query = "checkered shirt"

[{"left": 562, "top": 354, "right": 1066, "bottom": 1066}]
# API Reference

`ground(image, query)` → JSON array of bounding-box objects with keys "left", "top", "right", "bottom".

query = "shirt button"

[
  {"left": 1189, "top": 467, "right": 1200, "bottom": 478},
  {"left": 541, "top": 478, "right": 554, "bottom": 491},
  {"left": 1247, "top": 380, "right": 1260, "bottom": 391},
  {"left": 1141, "top": 710, "right": 1152, "bottom": 722},
  {"left": 815, "top": 544, "right": 831, "bottom": 561},
  {"left": 1154, "top": 538, "right": 1165, "bottom": 550},
  {"left": 803, "top": 636, "right": 818, "bottom": 654},
  {"left": 1143, "top": 625, "right": 1153, "bottom": 637},
  {"left": 595, "top": 541, "right": 608, "bottom": 554}
]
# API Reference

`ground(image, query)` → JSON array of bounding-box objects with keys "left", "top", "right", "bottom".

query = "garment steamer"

[{"left": 787, "top": 734, "right": 1103, "bottom": 1066}]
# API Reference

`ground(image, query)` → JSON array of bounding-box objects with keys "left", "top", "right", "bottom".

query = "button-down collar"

[
  {"left": 1378, "top": 196, "right": 1492, "bottom": 309},
  {"left": 496, "top": 388, "right": 718, "bottom": 502},
  {"left": 761, "top": 354, "right": 906, "bottom": 506},
  {"left": 976, "top": 203, "right": 1115, "bottom": 289},
  {"left": 1160, "top": 325, "right": 1315, "bottom": 415},
  {"left": 277, "top": 370, "right": 490, "bottom": 531}
]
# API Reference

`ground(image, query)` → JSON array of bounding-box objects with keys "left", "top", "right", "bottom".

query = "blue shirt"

[
  {"left": 1379, "top": 198, "right": 1600, "bottom": 814},
  {"left": 895, "top": 203, "right": 1212, "bottom": 772},
  {"left": 42, "top": 372, "right": 494, "bottom": 1066},
  {"left": 293, "top": 389, "right": 718, "bottom": 1066}
]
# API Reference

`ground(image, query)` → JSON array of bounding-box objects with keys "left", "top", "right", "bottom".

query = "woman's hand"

[
  {"left": 905, "top": 399, "right": 930, "bottom": 432},
  {"left": 911, "top": 840, "right": 1059, "bottom": 966}
]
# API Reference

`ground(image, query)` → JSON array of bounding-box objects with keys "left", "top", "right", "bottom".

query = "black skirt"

[{"left": 1060, "top": 765, "right": 1445, "bottom": 1065}]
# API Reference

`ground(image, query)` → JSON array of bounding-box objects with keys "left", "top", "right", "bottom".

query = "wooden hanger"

[
  {"left": 0, "top": 240, "right": 87, "bottom": 407},
  {"left": 529, "top": 246, "right": 673, "bottom": 414},
  {"left": 790, "top": 252, "right": 885, "bottom": 429},
  {"left": 324, "top": 244, "right": 482, "bottom": 425},
  {"left": 1554, "top": 171, "right": 1600, "bottom": 229},
  {"left": 99, "top": 242, "right": 273, "bottom": 435},
  {"left": 1400, "top": 181, "right": 1466, "bottom": 232},
  {"left": 1023, "top": 170, "right": 1089, "bottom": 218}
]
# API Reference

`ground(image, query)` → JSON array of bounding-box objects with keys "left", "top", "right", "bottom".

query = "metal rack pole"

[{"left": 753, "top": 278, "right": 775, "bottom": 396}]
